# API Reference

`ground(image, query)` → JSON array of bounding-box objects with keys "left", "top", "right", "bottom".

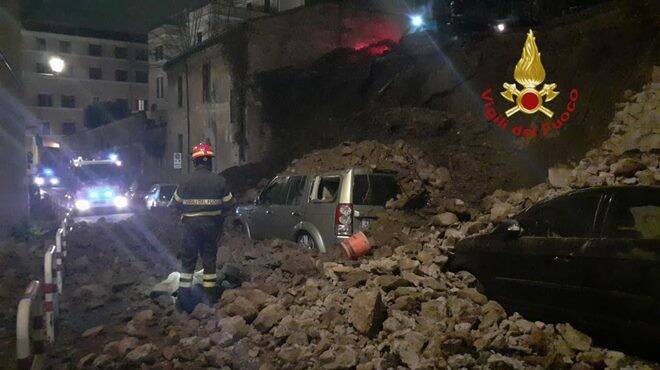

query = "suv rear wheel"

[{"left": 297, "top": 232, "right": 316, "bottom": 250}]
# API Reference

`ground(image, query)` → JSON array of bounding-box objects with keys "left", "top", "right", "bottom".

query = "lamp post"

[{"left": 48, "top": 57, "right": 65, "bottom": 73}]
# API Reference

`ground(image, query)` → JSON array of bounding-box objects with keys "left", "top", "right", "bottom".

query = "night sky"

[{"left": 20, "top": 0, "right": 207, "bottom": 34}]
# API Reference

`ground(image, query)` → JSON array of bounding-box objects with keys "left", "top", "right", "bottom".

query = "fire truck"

[{"left": 68, "top": 155, "right": 132, "bottom": 214}]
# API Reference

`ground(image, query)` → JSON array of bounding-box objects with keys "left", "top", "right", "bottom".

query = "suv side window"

[
  {"left": 311, "top": 176, "right": 340, "bottom": 203},
  {"left": 604, "top": 190, "right": 660, "bottom": 239},
  {"left": 520, "top": 193, "right": 602, "bottom": 237},
  {"left": 353, "top": 174, "right": 399, "bottom": 206},
  {"left": 285, "top": 176, "right": 306, "bottom": 205},
  {"left": 260, "top": 178, "right": 288, "bottom": 205}
]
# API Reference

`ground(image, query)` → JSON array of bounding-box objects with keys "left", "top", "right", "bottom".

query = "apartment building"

[{"left": 21, "top": 22, "right": 149, "bottom": 137}]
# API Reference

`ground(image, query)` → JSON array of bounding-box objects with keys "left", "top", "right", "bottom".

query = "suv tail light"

[{"left": 335, "top": 203, "right": 353, "bottom": 236}]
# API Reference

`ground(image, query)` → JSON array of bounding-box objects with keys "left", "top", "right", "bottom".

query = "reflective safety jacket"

[{"left": 172, "top": 167, "right": 234, "bottom": 218}]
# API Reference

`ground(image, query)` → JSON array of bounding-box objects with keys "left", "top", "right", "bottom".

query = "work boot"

[
  {"left": 176, "top": 286, "right": 207, "bottom": 313},
  {"left": 203, "top": 286, "right": 220, "bottom": 305}
]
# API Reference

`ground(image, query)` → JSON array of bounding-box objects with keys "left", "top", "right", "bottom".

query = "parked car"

[
  {"left": 446, "top": 186, "right": 660, "bottom": 359},
  {"left": 235, "top": 168, "right": 400, "bottom": 252},
  {"left": 144, "top": 183, "right": 177, "bottom": 210}
]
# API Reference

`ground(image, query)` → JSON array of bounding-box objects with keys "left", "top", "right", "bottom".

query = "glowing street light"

[
  {"left": 49, "top": 57, "right": 65, "bottom": 73},
  {"left": 496, "top": 23, "right": 506, "bottom": 32},
  {"left": 410, "top": 14, "right": 424, "bottom": 28}
]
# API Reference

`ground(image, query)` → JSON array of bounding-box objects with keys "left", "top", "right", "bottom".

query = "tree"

[{"left": 84, "top": 99, "right": 131, "bottom": 129}]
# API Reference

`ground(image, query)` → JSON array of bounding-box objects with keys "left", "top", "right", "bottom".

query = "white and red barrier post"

[
  {"left": 54, "top": 229, "right": 64, "bottom": 293},
  {"left": 16, "top": 281, "right": 45, "bottom": 370},
  {"left": 43, "top": 245, "right": 57, "bottom": 343}
]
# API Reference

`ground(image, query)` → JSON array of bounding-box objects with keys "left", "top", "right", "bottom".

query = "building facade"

[
  {"left": 0, "top": 0, "right": 28, "bottom": 235},
  {"left": 21, "top": 23, "right": 150, "bottom": 138},
  {"left": 159, "top": 2, "right": 406, "bottom": 182}
]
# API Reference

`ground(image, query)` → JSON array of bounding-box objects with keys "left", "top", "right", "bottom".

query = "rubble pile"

[
  {"left": 67, "top": 83, "right": 659, "bottom": 369},
  {"left": 68, "top": 225, "right": 653, "bottom": 369},
  {"left": 286, "top": 140, "right": 453, "bottom": 209}
]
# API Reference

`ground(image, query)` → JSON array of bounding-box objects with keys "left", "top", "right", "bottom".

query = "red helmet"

[{"left": 191, "top": 143, "right": 215, "bottom": 159}]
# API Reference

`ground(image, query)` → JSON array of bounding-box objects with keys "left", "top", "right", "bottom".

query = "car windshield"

[
  {"left": 160, "top": 185, "right": 177, "bottom": 199},
  {"left": 352, "top": 174, "right": 399, "bottom": 206},
  {"left": 73, "top": 164, "right": 124, "bottom": 184}
]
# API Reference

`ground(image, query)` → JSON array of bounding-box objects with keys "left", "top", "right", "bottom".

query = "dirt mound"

[{"left": 61, "top": 80, "right": 658, "bottom": 368}]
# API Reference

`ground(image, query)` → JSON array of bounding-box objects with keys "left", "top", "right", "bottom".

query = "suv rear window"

[{"left": 352, "top": 174, "right": 399, "bottom": 206}]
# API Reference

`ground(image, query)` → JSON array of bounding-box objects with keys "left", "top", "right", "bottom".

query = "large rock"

[
  {"left": 349, "top": 290, "right": 387, "bottom": 337},
  {"left": 253, "top": 304, "right": 286, "bottom": 332},
  {"left": 221, "top": 296, "right": 258, "bottom": 322},
  {"left": 548, "top": 168, "right": 574, "bottom": 188},
  {"left": 557, "top": 323, "right": 592, "bottom": 351},
  {"left": 125, "top": 343, "right": 157, "bottom": 363},
  {"left": 431, "top": 212, "right": 458, "bottom": 226},
  {"left": 214, "top": 316, "right": 248, "bottom": 346},
  {"left": 490, "top": 202, "right": 513, "bottom": 222},
  {"left": 611, "top": 158, "right": 645, "bottom": 176},
  {"left": 320, "top": 345, "right": 358, "bottom": 369},
  {"left": 457, "top": 288, "right": 488, "bottom": 305}
]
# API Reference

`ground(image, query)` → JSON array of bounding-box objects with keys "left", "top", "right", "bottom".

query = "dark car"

[{"left": 446, "top": 186, "right": 660, "bottom": 359}]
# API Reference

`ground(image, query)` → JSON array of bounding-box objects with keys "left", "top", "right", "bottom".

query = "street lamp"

[
  {"left": 49, "top": 57, "right": 65, "bottom": 73},
  {"left": 410, "top": 14, "right": 424, "bottom": 28}
]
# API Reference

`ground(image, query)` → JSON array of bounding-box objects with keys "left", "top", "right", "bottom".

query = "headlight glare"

[
  {"left": 75, "top": 199, "right": 91, "bottom": 211},
  {"left": 34, "top": 177, "right": 45, "bottom": 186},
  {"left": 113, "top": 195, "right": 128, "bottom": 209}
]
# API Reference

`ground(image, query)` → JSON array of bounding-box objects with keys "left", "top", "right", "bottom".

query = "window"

[
  {"left": 41, "top": 122, "right": 51, "bottom": 135},
  {"left": 136, "top": 99, "right": 147, "bottom": 111},
  {"left": 135, "top": 71, "right": 148, "bottom": 83},
  {"left": 312, "top": 176, "right": 340, "bottom": 203},
  {"left": 604, "top": 190, "right": 660, "bottom": 239},
  {"left": 88, "top": 44, "right": 102, "bottom": 56},
  {"left": 59, "top": 41, "right": 71, "bottom": 53},
  {"left": 259, "top": 178, "right": 288, "bottom": 205},
  {"left": 156, "top": 77, "right": 164, "bottom": 98},
  {"left": 37, "top": 94, "right": 53, "bottom": 107},
  {"left": 114, "top": 47, "right": 128, "bottom": 59},
  {"left": 285, "top": 176, "right": 307, "bottom": 205},
  {"left": 154, "top": 46, "right": 164, "bottom": 61},
  {"left": 115, "top": 69, "right": 128, "bottom": 82},
  {"left": 202, "top": 63, "right": 210, "bottom": 102},
  {"left": 177, "top": 76, "right": 183, "bottom": 107},
  {"left": 89, "top": 67, "right": 102, "bottom": 80},
  {"left": 61, "top": 95, "right": 76, "bottom": 108},
  {"left": 352, "top": 174, "right": 399, "bottom": 206},
  {"left": 62, "top": 122, "right": 76, "bottom": 135},
  {"left": 135, "top": 49, "right": 148, "bottom": 61},
  {"left": 520, "top": 193, "right": 602, "bottom": 238},
  {"left": 36, "top": 38, "right": 46, "bottom": 50},
  {"left": 36, "top": 62, "right": 48, "bottom": 74}
]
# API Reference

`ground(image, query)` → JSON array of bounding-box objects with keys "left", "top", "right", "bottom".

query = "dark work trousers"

[{"left": 181, "top": 216, "right": 223, "bottom": 276}]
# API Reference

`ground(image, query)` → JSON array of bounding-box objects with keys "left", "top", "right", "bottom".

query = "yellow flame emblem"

[{"left": 501, "top": 30, "right": 558, "bottom": 118}]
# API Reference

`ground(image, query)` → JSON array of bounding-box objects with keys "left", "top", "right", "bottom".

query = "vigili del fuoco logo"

[{"left": 481, "top": 30, "right": 579, "bottom": 138}]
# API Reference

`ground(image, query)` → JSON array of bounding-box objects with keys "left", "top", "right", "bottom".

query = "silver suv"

[{"left": 235, "top": 168, "right": 399, "bottom": 252}]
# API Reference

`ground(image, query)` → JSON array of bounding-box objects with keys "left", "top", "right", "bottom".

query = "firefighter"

[{"left": 171, "top": 143, "right": 234, "bottom": 312}]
